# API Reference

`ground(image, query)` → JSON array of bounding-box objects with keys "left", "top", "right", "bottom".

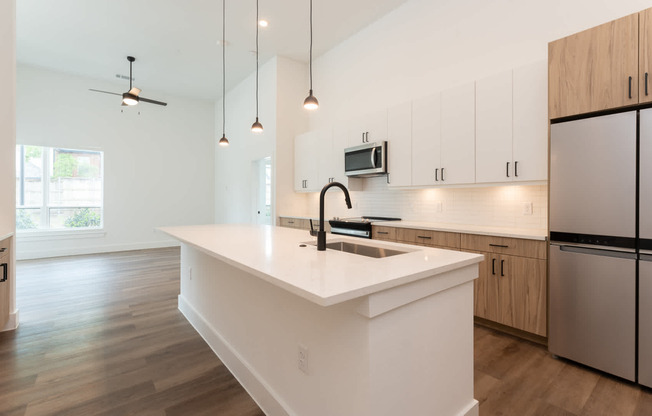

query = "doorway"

[{"left": 253, "top": 157, "right": 272, "bottom": 225}]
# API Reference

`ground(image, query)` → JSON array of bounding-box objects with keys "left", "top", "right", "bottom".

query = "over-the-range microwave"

[{"left": 344, "top": 141, "right": 387, "bottom": 177}]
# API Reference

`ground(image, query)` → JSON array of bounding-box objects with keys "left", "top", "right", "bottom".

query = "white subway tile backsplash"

[{"left": 308, "top": 178, "right": 547, "bottom": 230}]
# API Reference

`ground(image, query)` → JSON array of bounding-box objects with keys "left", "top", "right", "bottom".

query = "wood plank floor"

[{"left": 1, "top": 247, "right": 651, "bottom": 415}]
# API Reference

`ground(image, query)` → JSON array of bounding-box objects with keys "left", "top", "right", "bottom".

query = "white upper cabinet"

[
  {"left": 347, "top": 109, "right": 388, "bottom": 147},
  {"left": 412, "top": 93, "right": 442, "bottom": 186},
  {"left": 513, "top": 60, "right": 548, "bottom": 182},
  {"left": 317, "top": 128, "right": 337, "bottom": 186},
  {"left": 476, "top": 70, "right": 514, "bottom": 183},
  {"left": 387, "top": 101, "right": 412, "bottom": 187},
  {"left": 475, "top": 61, "right": 548, "bottom": 183},
  {"left": 440, "top": 82, "right": 476, "bottom": 185},
  {"left": 294, "top": 131, "right": 320, "bottom": 192}
]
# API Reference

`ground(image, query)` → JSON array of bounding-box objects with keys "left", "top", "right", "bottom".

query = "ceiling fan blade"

[
  {"left": 89, "top": 88, "right": 122, "bottom": 96},
  {"left": 139, "top": 96, "right": 168, "bottom": 106},
  {"left": 129, "top": 87, "right": 141, "bottom": 96}
]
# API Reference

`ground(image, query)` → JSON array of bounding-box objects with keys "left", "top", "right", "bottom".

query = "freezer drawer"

[
  {"left": 640, "top": 257, "right": 652, "bottom": 388},
  {"left": 550, "top": 112, "right": 636, "bottom": 238},
  {"left": 549, "top": 244, "right": 636, "bottom": 381}
]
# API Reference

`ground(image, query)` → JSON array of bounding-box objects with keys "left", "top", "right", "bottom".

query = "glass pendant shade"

[
  {"left": 251, "top": 117, "right": 263, "bottom": 133},
  {"left": 219, "top": 134, "right": 229, "bottom": 146},
  {"left": 303, "top": 89, "right": 319, "bottom": 110}
]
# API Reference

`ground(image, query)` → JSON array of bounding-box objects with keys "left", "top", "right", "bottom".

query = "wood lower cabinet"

[
  {"left": 279, "top": 216, "right": 328, "bottom": 232},
  {"left": 470, "top": 250, "right": 546, "bottom": 336},
  {"left": 0, "top": 237, "right": 10, "bottom": 329},
  {"left": 375, "top": 225, "right": 547, "bottom": 338}
]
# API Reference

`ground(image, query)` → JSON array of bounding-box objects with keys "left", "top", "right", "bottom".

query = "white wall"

[
  {"left": 1, "top": 0, "right": 17, "bottom": 330},
  {"left": 290, "top": 0, "right": 652, "bottom": 229},
  {"left": 214, "top": 56, "right": 309, "bottom": 224},
  {"left": 16, "top": 65, "right": 215, "bottom": 259}
]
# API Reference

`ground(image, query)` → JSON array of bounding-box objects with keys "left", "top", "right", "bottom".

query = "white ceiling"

[{"left": 17, "top": 0, "right": 409, "bottom": 101}]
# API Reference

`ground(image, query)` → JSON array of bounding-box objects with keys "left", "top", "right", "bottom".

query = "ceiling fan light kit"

[{"left": 89, "top": 56, "right": 168, "bottom": 107}]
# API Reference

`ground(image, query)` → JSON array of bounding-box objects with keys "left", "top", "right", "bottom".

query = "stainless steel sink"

[{"left": 321, "top": 241, "right": 409, "bottom": 258}]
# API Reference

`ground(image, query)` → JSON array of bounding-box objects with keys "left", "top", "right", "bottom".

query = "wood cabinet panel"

[
  {"left": 0, "top": 237, "right": 10, "bottom": 329},
  {"left": 549, "top": 13, "right": 639, "bottom": 119},
  {"left": 395, "top": 228, "right": 461, "bottom": 249},
  {"left": 461, "top": 234, "right": 546, "bottom": 259},
  {"left": 640, "top": 8, "right": 652, "bottom": 104},
  {"left": 372, "top": 226, "right": 397, "bottom": 241}
]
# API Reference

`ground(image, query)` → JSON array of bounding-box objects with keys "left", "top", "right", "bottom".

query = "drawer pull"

[
  {"left": 288, "top": 221, "right": 295, "bottom": 224},
  {"left": 0, "top": 247, "right": 6, "bottom": 252},
  {"left": 377, "top": 231, "right": 389, "bottom": 235},
  {"left": 0, "top": 263, "right": 7, "bottom": 283},
  {"left": 489, "top": 244, "right": 508, "bottom": 248},
  {"left": 417, "top": 235, "right": 432, "bottom": 239}
]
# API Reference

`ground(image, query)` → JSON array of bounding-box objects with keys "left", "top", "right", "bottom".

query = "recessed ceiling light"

[{"left": 258, "top": 19, "right": 268, "bottom": 27}]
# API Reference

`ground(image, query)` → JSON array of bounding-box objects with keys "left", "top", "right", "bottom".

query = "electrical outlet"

[
  {"left": 188, "top": 266, "right": 192, "bottom": 280},
  {"left": 436, "top": 201, "right": 443, "bottom": 213},
  {"left": 522, "top": 202, "right": 533, "bottom": 216},
  {"left": 298, "top": 344, "right": 309, "bottom": 374}
]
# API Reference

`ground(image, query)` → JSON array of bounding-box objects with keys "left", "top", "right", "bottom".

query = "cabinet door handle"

[
  {"left": 500, "top": 259, "right": 505, "bottom": 277},
  {"left": 492, "top": 258, "right": 496, "bottom": 275},
  {"left": 441, "top": 168, "right": 445, "bottom": 181},
  {"left": 489, "top": 243, "right": 509, "bottom": 248},
  {"left": 646, "top": 73, "right": 649, "bottom": 96},
  {"left": 629, "top": 76, "right": 633, "bottom": 99},
  {"left": 506, "top": 161, "right": 510, "bottom": 178},
  {"left": 435, "top": 168, "right": 439, "bottom": 182},
  {"left": 514, "top": 161, "right": 518, "bottom": 177},
  {"left": 1, "top": 263, "right": 7, "bottom": 283}
]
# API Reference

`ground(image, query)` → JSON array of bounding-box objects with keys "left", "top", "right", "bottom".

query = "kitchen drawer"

[
  {"left": 461, "top": 234, "right": 546, "bottom": 259},
  {"left": 372, "top": 226, "right": 397, "bottom": 241},
  {"left": 279, "top": 217, "right": 301, "bottom": 228},
  {"left": 396, "top": 228, "right": 461, "bottom": 249}
]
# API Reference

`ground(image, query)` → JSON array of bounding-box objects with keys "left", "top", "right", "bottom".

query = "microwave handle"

[{"left": 370, "top": 149, "right": 377, "bottom": 168}]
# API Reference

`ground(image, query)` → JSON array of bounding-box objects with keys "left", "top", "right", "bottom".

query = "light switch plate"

[{"left": 522, "top": 202, "right": 533, "bottom": 215}]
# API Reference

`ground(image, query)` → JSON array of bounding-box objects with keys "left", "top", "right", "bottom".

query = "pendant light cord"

[
  {"left": 255, "top": 0, "right": 259, "bottom": 118},
  {"left": 222, "top": 0, "right": 226, "bottom": 136},
  {"left": 309, "top": 0, "right": 313, "bottom": 90}
]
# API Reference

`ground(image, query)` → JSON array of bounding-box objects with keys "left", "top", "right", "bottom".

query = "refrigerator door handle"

[{"left": 557, "top": 244, "right": 637, "bottom": 260}]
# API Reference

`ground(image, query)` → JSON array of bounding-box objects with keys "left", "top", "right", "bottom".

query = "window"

[{"left": 16, "top": 145, "right": 103, "bottom": 231}]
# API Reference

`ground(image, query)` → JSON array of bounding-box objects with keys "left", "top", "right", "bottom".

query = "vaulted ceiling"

[{"left": 17, "top": 0, "right": 409, "bottom": 100}]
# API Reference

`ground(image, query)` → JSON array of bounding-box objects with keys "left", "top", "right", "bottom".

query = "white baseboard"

[
  {"left": 459, "top": 400, "right": 479, "bottom": 416},
  {"left": 16, "top": 240, "right": 180, "bottom": 260},
  {"left": 1, "top": 310, "right": 19, "bottom": 332},
  {"left": 178, "top": 295, "right": 292, "bottom": 416}
]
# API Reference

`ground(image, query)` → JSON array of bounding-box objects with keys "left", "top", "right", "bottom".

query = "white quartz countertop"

[
  {"left": 374, "top": 221, "right": 548, "bottom": 241},
  {"left": 159, "top": 224, "right": 483, "bottom": 307}
]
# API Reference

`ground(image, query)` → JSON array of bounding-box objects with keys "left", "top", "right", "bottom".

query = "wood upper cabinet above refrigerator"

[
  {"left": 548, "top": 12, "right": 639, "bottom": 119},
  {"left": 640, "top": 8, "right": 652, "bottom": 104}
]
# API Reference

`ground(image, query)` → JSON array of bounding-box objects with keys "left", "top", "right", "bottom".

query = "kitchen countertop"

[
  {"left": 374, "top": 220, "right": 548, "bottom": 241},
  {"left": 159, "top": 224, "right": 483, "bottom": 307}
]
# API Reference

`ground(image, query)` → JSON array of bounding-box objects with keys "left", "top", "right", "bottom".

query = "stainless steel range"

[{"left": 329, "top": 216, "right": 401, "bottom": 239}]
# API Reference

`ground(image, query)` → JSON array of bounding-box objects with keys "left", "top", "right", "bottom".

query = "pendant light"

[
  {"left": 251, "top": 0, "right": 264, "bottom": 133},
  {"left": 303, "top": 0, "right": 319, "bottom": 110},
  {"left": 219, "top": 0, "right": 229, "bottom": 147}
]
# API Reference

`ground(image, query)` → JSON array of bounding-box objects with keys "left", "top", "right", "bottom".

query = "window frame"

[{"left": 16, "top": 145, "right": 105, "bottom": 235}]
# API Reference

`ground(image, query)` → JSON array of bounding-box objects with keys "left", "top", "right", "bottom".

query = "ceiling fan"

[{"left": 89, "top": 56, "right": 167, "bottom": 107}]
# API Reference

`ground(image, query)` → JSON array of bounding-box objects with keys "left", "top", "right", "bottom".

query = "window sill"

[{"left": 17, "top": 229, "right": 106, "bottom": 241}]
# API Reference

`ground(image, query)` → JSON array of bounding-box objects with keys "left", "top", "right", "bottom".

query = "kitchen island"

[{"left": 159, "top": 224, "right": 483, "bottom": 416}]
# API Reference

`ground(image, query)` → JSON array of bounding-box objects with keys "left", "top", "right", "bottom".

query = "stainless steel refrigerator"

[{"left": 549, "top": 110, "right": 644, "bottom": 384}]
